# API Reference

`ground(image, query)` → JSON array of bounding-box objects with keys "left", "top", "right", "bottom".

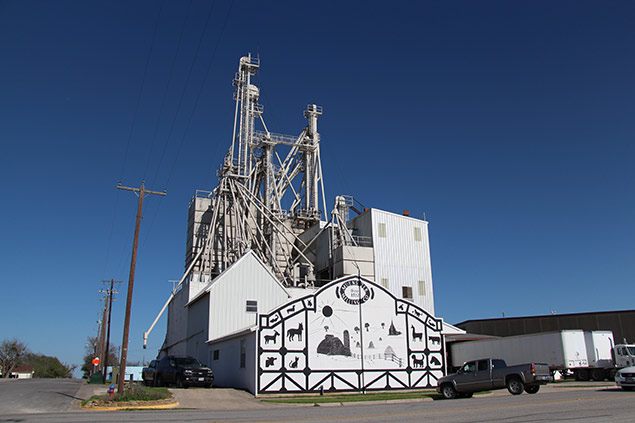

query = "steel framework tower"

[{"left": 192, "top": 54, "right": 327, "bottom": 286}]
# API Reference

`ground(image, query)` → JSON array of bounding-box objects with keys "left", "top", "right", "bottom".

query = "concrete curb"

[{"left": 80, "top": 401, "right": 179, "bottom": 411}]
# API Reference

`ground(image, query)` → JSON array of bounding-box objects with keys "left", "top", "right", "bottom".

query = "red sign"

[{"left": 92, "top": 357, "right": 100, "bottom": 365}]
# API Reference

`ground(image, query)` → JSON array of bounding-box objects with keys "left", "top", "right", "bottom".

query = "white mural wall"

[{"left": 257, "top": 276, "right": 445, "bottom": 393}]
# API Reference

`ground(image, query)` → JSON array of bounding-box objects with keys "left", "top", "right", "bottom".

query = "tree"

[
  {"left": 23, "top": 353, "right": 75, "bottom": 378},
  {"left": 81, "top": 336, "right": 119, "bottom": 378},
  {"left": 0, "top": 339, "right": 29, "bottom": 377}
]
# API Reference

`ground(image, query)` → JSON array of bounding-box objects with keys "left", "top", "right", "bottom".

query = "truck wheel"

[
  {"left": 590, "top": 369, "right": 605, "bottom": 381},
  {"left": 574, "top": 369, "right": 589, "bottom": 381},
  {"left": 609, "top": 369, "right": 617, "bottom": 381},
  {"left": 507, "top": 377, "right": 524, "bottom": 395},
  {"left": 524, "top": 385, "right": 540, "bottom": 394},
  {"left": 441, "top": 384, "right": 458, "bottom": 399}
]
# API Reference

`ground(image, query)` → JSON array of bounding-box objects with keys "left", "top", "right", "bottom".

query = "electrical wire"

[
  {"left": 144, "top": 0, "right": 194, "bottom": 185},
  {"left": 117, "top": 0, "right": 166, "bottom": 184},
  {"left": 162, "top": 0, "right": 235, "bottom": 190}
]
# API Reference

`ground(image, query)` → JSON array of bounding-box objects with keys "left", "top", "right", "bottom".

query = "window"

[
  {"left": 478, "top": 360, "right": 489, "bottom": 371},
  {"left": 246, "top": 300, "right": 258, "bottom": 313},
  {"left": 462, "top": 362, "right": 476, "bottom": 373},
  {"left": 492, "top": 359, "right": 506, "bottom": 369},
  {"left": 378, "top": 223, "right": 387, "bottom": 238},
  {"left": 414, "top": 227, "right": 422, "bottom": 242},
  {"left": 213, "top": 350, "right": 220, "bottom": 360},
  {"left": 240, "top": 340, "right": 246, "bottom": 368},
  {"left": 402, "top": 286, "right": 413, "bottom": 300},
  {"left": 418, "top": 281, "right": 425, "bottom": 296},
  {"left": 381, "top": 278, "right": 389, "bottom": 289}
]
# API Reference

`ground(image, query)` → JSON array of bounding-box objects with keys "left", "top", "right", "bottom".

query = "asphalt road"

[
  {"left": 1, "top": 379, "right": 634, "bottom": 423},
  {"left": 0, "top": 378, "right": 84, "bottom": 414}
]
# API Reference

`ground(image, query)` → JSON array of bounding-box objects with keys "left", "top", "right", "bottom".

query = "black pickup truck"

[
  {"left": 149, "top": 356, "right": 214, "bottom": 388},
  {"left": 437, "top": 358, "right": 550, "bottom": 399}
]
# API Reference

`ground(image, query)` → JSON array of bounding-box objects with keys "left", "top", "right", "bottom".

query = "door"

[
  {"left": 471, "top": 359, "right": 493, "bottom": 391},
  {"left": 453, "top": 361, "right": 480, "bottom": 391}
]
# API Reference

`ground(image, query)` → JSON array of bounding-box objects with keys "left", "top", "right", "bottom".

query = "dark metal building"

[{"left": 455, "top": 310, "right": 635, "bottom": 344}]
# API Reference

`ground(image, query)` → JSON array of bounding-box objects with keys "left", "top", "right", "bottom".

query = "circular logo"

[{"left": 337, "top": 280, "right": 372, "bottom": 305}]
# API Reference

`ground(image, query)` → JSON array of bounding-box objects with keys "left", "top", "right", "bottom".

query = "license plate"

[
  {"left": 625, "top": 378, "right": 634, "bottom": 383},
  {"left": 198, "top": 377, "right": 205, "bottom": 381}
]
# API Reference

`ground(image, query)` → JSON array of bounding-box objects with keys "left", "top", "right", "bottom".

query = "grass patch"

[
  {"left": 262, "top": 390, "right": 438, "bottom": 404},
  {"left": 81, "top": 385, "right": 171, "bottom": 406}
]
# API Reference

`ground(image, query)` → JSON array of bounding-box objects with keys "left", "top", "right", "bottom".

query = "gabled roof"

[{"left": 186, "top": 250, "right": 288, "bottom": 306}]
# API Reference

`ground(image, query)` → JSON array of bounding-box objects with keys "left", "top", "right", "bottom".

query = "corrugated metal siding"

[
  {"left": 165, "top": 288, "right": 188, "bottom": 355},
  {"left": 208, "top": 253, "right": 290, "bottom": 341},
  {"left": 186, "top": 295, "right": 210, "bottom": 361},
  {"left": 370, "top": 209, "right": 435, "bottom": 315},
  {"left": 207, "top": 332, "right": 257, "bottom": 393}
]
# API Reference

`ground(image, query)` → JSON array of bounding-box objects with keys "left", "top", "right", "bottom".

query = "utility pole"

[
  {"left": 117, "top": 181, "right": 166, "bottom": 394},
  {"left": 100, "top": 279, "right": 120, "bottom": 384},
  {"left": 97, "top": 295, "right": 108, "bottom": 372}
]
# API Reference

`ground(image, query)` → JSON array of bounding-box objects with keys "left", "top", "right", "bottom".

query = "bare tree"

[{"left": 0, "top": 339, "right": 29, "bottom": 377}]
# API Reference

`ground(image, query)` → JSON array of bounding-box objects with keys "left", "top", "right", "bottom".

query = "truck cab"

[{"left": 614, "top": 344, "right": 635, "bottom": 368}]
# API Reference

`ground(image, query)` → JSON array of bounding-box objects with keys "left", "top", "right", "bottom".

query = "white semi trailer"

[{"left": 450, "top": 330, "right": 635, "bottom": 381}]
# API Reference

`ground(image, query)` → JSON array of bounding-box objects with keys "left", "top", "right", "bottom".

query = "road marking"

[{"left": 214, "top": 393, "right": 634, "bottom": 423}]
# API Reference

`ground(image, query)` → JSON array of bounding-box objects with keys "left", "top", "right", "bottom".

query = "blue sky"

[{"left": 1, "top": 1, "right": 633, "bottom": 373}]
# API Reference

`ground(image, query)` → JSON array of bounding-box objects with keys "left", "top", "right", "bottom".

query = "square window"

[
  {"left": 213, "top": 350, "right": 220, "bottom": 360},
  {"left": 402, "top": 286, "right": 413, "bottom": 300},
  {"left": 414, "top": 227, "right": 422, "bottom": 242},
  {"left": 381, "top": 278, "right": 389, "bottom": 289},
  {"left": 418, "top": 281, "right": 425, "bottom": 296},
  {"left": 246, "top": 300, "right": 258, "bottom": 313},
  {"left": 378, "top": 223, "right": 387, "bottom": 238}
]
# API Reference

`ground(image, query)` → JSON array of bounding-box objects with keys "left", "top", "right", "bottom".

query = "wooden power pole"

[
  {"left": 100, "top": 279, "right": 120, "bottom": 384},
  {"left": 117, "top": 181, "right": 166, "bottom": 394}
]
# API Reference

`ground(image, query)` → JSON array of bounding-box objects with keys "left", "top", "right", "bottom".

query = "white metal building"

[{"left": 148, "top": 54, "right": 463, "bottom": 394}]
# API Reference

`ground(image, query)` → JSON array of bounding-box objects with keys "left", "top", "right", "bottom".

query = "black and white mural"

[{"left": 257, "top": 276, "right": 445, "bottom": 393}]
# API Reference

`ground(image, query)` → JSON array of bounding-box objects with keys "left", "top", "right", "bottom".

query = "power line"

[
  {"left": 163, "top": 0, "right": 235, "bottom": 190},
  {"left": 144, "top": 0, "right": 195, "bottom": 184},
  {"left": 118, "top": 0, "right": 166, "bottom": 183}
]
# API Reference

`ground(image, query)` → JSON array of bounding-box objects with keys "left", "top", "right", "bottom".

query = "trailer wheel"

[
  {"left": 591, "top": 369, "right": 605, "bottom": 381},
  {"left": 441, "top": 384, "right": 457, "bottom": 399},
  {"left": 574, "top": 369, "right": 589, "bottom": 381},
  {"left": 507, "top": 377, "right": 524, "bottom": 395},
  {"left": 524, "top": 385, "right": 540, "bottom": 394}
]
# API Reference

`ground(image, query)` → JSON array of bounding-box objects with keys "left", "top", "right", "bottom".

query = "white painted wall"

[
  {"left": 370, "top": 209, "right": 435, "bottom": 314},
  {"left": 207, "top": 251, "right": 290, "bottom": 341},
  {"left": 164, "top": 287, "right": 188, "bottom": 356},
  {"left": 186, "top": 293, "right": 210, "bottom": 364},
  {"left": 207, "top": 330, "right": 257, "bottom": 393}
]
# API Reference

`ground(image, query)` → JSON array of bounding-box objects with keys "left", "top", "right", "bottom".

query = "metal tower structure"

[{"left": 192, "top": 53, "right": 327, "bottom": 286}]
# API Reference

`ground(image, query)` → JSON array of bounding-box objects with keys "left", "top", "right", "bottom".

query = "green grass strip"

[{"left": 262, "top": 391, "right": 438, "bottom": 404}]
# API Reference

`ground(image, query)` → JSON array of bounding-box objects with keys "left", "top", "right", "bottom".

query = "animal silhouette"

[
  {"left": 265, "top": 357, "right": 277, "bottom": 367},
  {"left": 429, "top": 335, "right": 441, "bottom": 345},
  {"left": 411, "top": 325, "right": 423, "bottom": 342},
  {"left": 289, "top": 356, "right": 299, "bottom": 368},
  {"left": 287, "top": 305, "right": 295, "bottom": 313},
  {"left": 264, "top": 330, "right": 279, "bottom": 344},
  {"left": 412, "top": 354, "right": 425, "bottom": 368},
  {"left": 287, "top": 323, "right": 303, "bottom": 341},
  {"left": 430, "top": 356, "right": 441, "bottom": 366}
]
